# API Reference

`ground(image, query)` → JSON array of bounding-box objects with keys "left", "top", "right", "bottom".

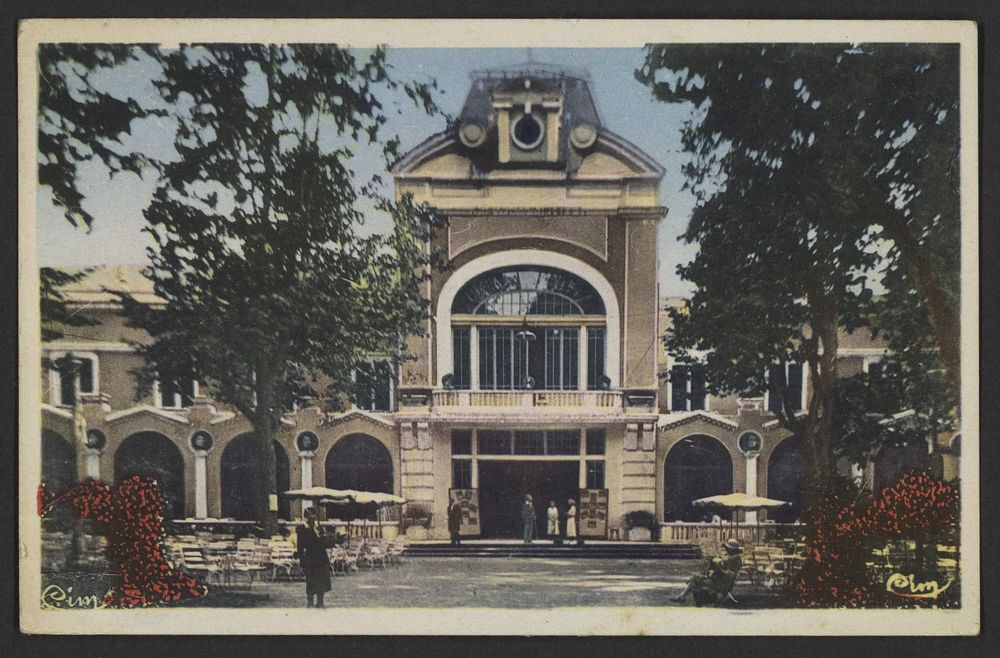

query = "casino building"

[{"left": 38, "top": 64, "right": 959, "bottom": 540}]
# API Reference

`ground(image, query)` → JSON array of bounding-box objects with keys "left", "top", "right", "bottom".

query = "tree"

[
  {"left": 637, "top": 44, "right": 961, "bottom": 506},
  {"left": 40, "top": 43, "right": 445, "bottom": 530},
  {"left": 637, "top": 43, "right": 961, "bottom": 391}
]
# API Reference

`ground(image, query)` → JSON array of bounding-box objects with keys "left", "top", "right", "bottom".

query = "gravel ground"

[{"left": 42, "top": 558, "right": 789, "bottom": 609}]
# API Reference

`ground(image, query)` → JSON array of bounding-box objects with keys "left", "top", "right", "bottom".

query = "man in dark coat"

[
  {"left": 296, "top": 506, "right": 332, "bottom": 608},
  {"left": 521, "top": 494, "right": 536, "bottom": 544},
  {"left": 447, "top": 499, "right": 463, "bottom": 546}
]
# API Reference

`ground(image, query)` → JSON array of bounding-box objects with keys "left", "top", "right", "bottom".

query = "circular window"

[
  {"left": 85, "top": 429, "right": 107, "bottom": 451},
  {"left": 190, "top": 430, "right": 214, "bottom": 452},
  {"left": 737, "top": 431, "right": 763, "bottom": 455},
  {"left": 511, "top": 113, "right": 544, "bottom": 150},
  {"left": 296, "top": 431, "right": 320, "bottom": 453}
]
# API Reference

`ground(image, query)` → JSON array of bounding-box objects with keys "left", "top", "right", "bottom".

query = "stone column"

[
  {"left": 193, "top": 451, "right": 209, "bottom": 518},
  {"left": 84, "top": 447, "right": 102, "bottom": 480},
  {"left": 744, "top": 453, "right": 759, "bottom": 524},
  {"left": 299, "top": 452, "right": 315, "bottom": 511}
]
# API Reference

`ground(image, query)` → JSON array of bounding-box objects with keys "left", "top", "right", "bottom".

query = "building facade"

[{"left": 38, "top": 65, "right": 958, "bottom": 539}]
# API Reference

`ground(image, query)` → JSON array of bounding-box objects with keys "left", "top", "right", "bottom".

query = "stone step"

[{"left": 406, "top": 543, "right": 701, "bottom": 559}]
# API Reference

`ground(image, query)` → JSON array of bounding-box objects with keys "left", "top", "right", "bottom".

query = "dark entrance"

[
  {"left": 115, "top": 432, "right": 186, "bottom": 520},
  {"left": 478, "top": 461, "right": 579, "bottom": 538},
  {"left": 221, "top": 434, "right": 291, "bottom": 521},
  {"left": 767, "top": 437, "right": 804, "bottom": 523},
  {"left": 663, "top": 435, "right": 734, "bottom": 522}
]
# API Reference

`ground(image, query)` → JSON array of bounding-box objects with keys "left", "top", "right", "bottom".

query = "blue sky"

[{"left": 36, "top": 47, "right": 699, "bottom": 297}]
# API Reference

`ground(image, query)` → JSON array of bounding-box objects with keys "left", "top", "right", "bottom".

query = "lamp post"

[{"left": 515, "top": 316, "right": 536, "bottom": 390}]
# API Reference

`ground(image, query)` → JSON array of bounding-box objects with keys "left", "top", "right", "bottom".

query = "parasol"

[{"left": 693, "top": 493, "right": 791, "bottom": 544}]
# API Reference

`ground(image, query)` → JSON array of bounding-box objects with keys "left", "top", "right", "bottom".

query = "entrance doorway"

[{"left": 478, "top": 461, "right": 579, "bottom": 538}]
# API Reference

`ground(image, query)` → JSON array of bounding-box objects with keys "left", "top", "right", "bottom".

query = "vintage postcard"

[{"left": 18, "top": 19, "right": 979, "bottom": 635}]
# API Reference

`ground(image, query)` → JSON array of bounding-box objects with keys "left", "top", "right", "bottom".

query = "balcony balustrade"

[{"left": 431, "top": 389, "right": 623, "bottom": 410}]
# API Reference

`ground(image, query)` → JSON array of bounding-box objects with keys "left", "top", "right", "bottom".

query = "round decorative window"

[
  {"left": 85, "top": 429, "right": 107, "bottom": 451},
  {"left": 190, "top": 430, "right": 214, "bottom": 452},
  {"left": 297, "top": 431, "right": 320, "bottom": 453},
  {"left": 510, "top": 113, "right": 544, "bottom": 150},
  {"left": 737, "top": 431, "right": 763, "bottom": 455}
]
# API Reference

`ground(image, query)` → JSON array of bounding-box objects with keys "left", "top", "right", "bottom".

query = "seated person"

[{"left": 671, "top": 538, "right": 743, "bottom": 606}]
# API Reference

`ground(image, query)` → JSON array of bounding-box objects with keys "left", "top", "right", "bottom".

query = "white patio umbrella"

[
  {"left": 318, "top": 490, "right": 408, "bottom": 538},
  {"left": 693, "top": 492, "right": 791, "bottom": 544},
  {"left": 282, "top": 486, "right": 354, "bottom": 502}
]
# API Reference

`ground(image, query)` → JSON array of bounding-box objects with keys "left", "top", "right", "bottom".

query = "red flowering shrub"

[
  {"left": 38, "top": 476, "right": 207, "bottom": 607},
  {"left": 792, "top": 471, "right": 959, "bottom": 608}
]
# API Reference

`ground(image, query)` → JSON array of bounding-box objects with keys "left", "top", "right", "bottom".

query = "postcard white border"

[{"left": 18, "top": 18, "right": 980, "bottom": 636}]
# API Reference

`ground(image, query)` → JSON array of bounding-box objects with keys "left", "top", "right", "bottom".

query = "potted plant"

[
  {"left": 623, "top": 510, "right": 657, "bottom": 542},
  {"left": 402, "top": 504, "right": 433, "bottom": 539}
]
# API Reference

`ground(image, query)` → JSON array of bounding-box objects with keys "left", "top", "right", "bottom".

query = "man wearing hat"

[{"left": 671, "top": 538, "right": 744, "bottom": 606}]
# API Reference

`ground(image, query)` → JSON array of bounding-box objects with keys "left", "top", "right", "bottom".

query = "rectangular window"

[
  {"left": 452, "top": 460, "right": 473, "bottom": 489},
  {"left": 586, "top": 428, "right": 606, "bottom": 455},
  {"left": 670, "top": 365, "right": 707, "bottom": 411},
  {"left": 479, "top": 327, "right": 523, "bottom": 390},
  {"left": 478, "top": 430, "right": 512, "bottom": 455},
  {"left": 587, "top": 326, "right": 606, "bottom": 390},
  {"left": 354, "top": 361, "right": 392, "bottom": 411},
  {"left": 586, "top": 461, "right": 606, "bottom": 489},
  {"left": 451, "top": 430, "right": 472, "bottom": 455},
  {"left": 452, "top": 327, "right": 471, "bottom": 390},
  {"left": 543, "top": 328, "right": 579, "bottom": 390},
  {"left": 159, "top": 377, "right": 196, "bottom": 409},
  {"left": 54, "top": 354, "right": 97, "bottom": 406},
  {"left": 767, "top": 362, "right": 802, "bottom": 414},
  {"left": 514, "top": 430, "right": 545, "bottom": 455},
  {"left": 546, "top": 430, "right": 580, "bottom": 456}
]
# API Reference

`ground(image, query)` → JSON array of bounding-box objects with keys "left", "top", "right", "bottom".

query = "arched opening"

[
  {"left": 663, "top": 435, "right": 733, "bottom": 522},
  {"left": 220, "top": 434, "right": 291, "bottom": 521},
  {"left": 325, "top": 434, "right": 393, "bottom": 493},
  {"left": 42, "top": 430, "right": 76, "bottom": 493},
  {"left": 767, "top": 436, "right": 804, "bottom": 523},
  {"left": 873, "top": 438, "right": 931, "bottom": 494},
  {"left": 114, "top": 432, "right": 186, "bottom": 520},
  {"left": 325, "top": 434, "right": 394, "bottom": 522}
]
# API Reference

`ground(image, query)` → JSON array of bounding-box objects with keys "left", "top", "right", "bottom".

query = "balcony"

[{"left": 432, "top": 389, "right": 623, "bottom": 410}]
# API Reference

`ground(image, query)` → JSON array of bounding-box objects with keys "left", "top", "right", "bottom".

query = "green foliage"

[
  {"left": 637, "top": 44, "right": 961, "bottom": 498},
  {"left": 40, "top": 267, "right": 97, "bottom": 343},
  {"left": 637, "top": 43, "right": 961, "bottom": 390},
  {"left": 41, "top": 43, "right": 445, "bottom": 525}
]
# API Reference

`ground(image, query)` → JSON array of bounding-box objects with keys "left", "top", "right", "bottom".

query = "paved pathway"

[{"left": 186, "top": 558, "right": 702, "bottom": 608}]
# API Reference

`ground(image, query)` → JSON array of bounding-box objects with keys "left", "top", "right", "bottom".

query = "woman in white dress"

[
  {"left": 566, "top": 499, "right": 577, "bottom": 540},
  {"left": 547, "top": 500, "right": 559, "bottom": 537}
]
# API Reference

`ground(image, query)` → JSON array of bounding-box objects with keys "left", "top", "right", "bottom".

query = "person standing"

[
  {"left": 521, "top": 495, "right": 536, "bottom": 544},
  {"left": 447, "top": 498, "right": 464, "bottom": 547},
  {"left": 296, "top": 507, "right": 332, "bottom": 608},
  {"left": 566, "top": 499, "right": 578, "bottom": 542},
  {"left": 547, "top": 500, "right": 559, "bottom": 538}
]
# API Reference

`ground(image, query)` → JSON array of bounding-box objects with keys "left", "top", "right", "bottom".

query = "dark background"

[{"left": 2, "top": 0, "right": 997, "bottom": 655}]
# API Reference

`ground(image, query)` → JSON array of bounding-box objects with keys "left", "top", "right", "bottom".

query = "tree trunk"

[
  {"left": 800, "top": 287, "right": 840, "bottom": 513},
  {"left": 252, "top": 372, "right": 279, "bottom": 536},
  {"left": 876, "top": 203, "right": 961, "bottom": 395}
]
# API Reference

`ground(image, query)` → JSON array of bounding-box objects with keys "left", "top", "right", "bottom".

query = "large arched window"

[
  {"left": 663, "top": 435, "right": 734, "bottom": 522},
  {"left": 449, "top": 266, "right": 607, "bottom": 391},
  {"left": 221, "top": 434, "right": 291, "bottom": 521},
  {"left": 114, "top": 432, "right": 186, "bottom": 520}
]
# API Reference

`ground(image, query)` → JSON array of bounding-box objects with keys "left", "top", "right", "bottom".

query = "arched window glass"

[{"left": 452, "top": 267, "right": 605, "bottom": 316}]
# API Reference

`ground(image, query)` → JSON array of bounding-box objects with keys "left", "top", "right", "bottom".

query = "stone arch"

[
  {"left": 766, "top": 435, "right": 803, "bottom": 523},
  {"left": 663, "top": 434, "right": 734, "bottom": 522},
  {"left": 324, "top": 433, "right": 394, "bottom": 494},
  {"left": 114, "top": 431, "right": 186, "bottom": 520},
  {"left": 220, "top": 433, "right": 292, "bottom": 521},
  {"left": 41, "top": 430, "right": 76, "bottom": 494}
]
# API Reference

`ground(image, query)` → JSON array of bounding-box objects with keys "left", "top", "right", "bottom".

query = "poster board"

[
  {"left": 449, "top": 488, "right": 481, "bottom": 536},
  {"left": 578, "top": 489, "right": 608, "bottom": 538}
]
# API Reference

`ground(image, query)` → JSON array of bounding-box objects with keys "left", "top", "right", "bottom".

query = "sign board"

[
  {"left": 449, "top": 488, "right": 481, "bottom": 536},
  {"left": 578, "top": 489, "right": 609, "bottom": 538}
]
